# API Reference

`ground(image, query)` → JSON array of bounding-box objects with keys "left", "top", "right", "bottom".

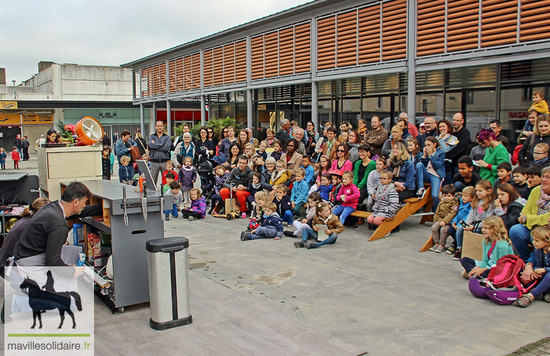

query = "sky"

[{"left": 1, "top": 0, "right": 311, "bottom": 85}]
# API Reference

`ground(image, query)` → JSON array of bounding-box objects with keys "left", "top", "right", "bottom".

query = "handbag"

[{"left": 130, "top": 146, "right": 141, "bottom": 163}]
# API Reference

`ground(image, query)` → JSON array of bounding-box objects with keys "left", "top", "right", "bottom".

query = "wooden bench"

[{"left": 351, "top": 187, "right": 433, "bottom": 241}]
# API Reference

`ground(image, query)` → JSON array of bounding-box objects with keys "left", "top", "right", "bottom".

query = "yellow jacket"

[
  {"left": 522, "top": 186, "right": 550, "bottom": 229},
  {"left": 270, "top": 169, "right": 291, "bottom": 186}
]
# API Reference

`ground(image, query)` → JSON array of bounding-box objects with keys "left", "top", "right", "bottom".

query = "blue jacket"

[
  {"left": 0, "top": 151, "right": 6, "bottom": 164},
  {"left": 390, "top": 159, "right": 416, "bottom": 191},
  {"left": 119, "top": 164, "right": 135, "bottom": 183},
  {"left": 419, "top": 148, "right": 445, "bottom": 180},
  {"left": 303, "top": 165, "right": 315, "bottom": 186},
  {"left": 527, "top": 248, "right": 550, "bottom": 271},
  {"left": 291, "top": 179, "right": 309, "bottom": 204},
  {"left": 115, "top": 138, "right": 136, "bottom": 162},
  {"left": 451, "top": 198, "right": 471, "bottom": 226},
  {"left": 318, "top": 184, "right": 332, "bottom": 201},
  {"left": 274, "top": 195, "right": 292, "bottom": 216},
  {"left": 261, "top": 212, "right": 284, "bottom": 236},
  {"left": 149, "top": 133, "right": 172, "bottom": 162}
]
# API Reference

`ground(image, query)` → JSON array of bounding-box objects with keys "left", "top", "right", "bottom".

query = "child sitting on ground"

[
  {"left": 318, "top": 173, "right": 333, "bottom": 202},
  {"left": 332, "top": 171, "right": 360, "bottom": 225},
  {"left": 366, "top": 158, "right": 386, "bottom": 211},
  {"left": 247, "top": 172, "right": 263, "bottom": 212},
  {"left": 257, "top": 140, "right": 268, "bottom": 161},
  {"left": 119, "top": 156, "right": 135, "bottom": 185},
  {"left": 460, "top": 216, "right": 514, "bottom": 279},
  {"left": 163, "top": 171, "right": 176, "bottom": 194},
  {"left": 274, "top": 185, "right": 293, "bottom": 226},
  {"left": 162, "top": 160, "right": 179, "bottom": 186},
  {"left": 179, "top": 156, "right": 196, "bottom": 205},
  {"left": 241, "top": 202, "right": 283, "bottom": 241},
  {"left": 248, "top": 191, "right": 271, "bottom": 230},
  {"left": 446, "top": 186, "right": 475, "bottom": 255},
  {"left": 511, "top": 166, "right": 529, "bottom": 197},
  {"left": 452, "top": 156, "right": 481, "bottom": 192},
  {"left": 210, "top": 165, "right": 229, "bottom": 214},
  {"left": 11, "top": 146, "right": 20, "bottom": 169},
  {"left": 252, "top": 155, "right": 265, "bottom": 174},
  {"left": 329, "top": 170, "right": 343, "bottom": 206},
  {"left": 181, "top": 188, "right": 207, "bottom": 221},
  {"left": 521, "top": 165, "right": 543, "bottom": 200},
  {"left": 453, "top": 180, "right": 496, "bottom": 261},
  {"left": 366, "top": 170, "right": 399, "bottom": 236},
  {"left": 284, "top": 192, "right": 322, "bottom": 238},
  {"left": 301, "top": 155, "right": 315, "bottom": 187},
  {"left": 515, "top": 226, "right": 550, "bottom": 307},
  {"left": 269, "top": 160, "right": 292, "bottom": 199},
  {"left": 493, "top": 162, "right": 513, "bottom": 190},
  {"left": 294, "top": 201, "right": 345, "bottom": 249},
  {"left": 429, "top": 185, "right": 459, "bottom": 253},
  {"left": 291, "top": 168, "right": 309, "bottom": 217},
  {"left": 163, "top": 181, "right": 183, "bottom": 220}
]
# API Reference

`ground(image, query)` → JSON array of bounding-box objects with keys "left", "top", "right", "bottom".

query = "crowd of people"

[{"left": 98, "top": 90, "right": 550, "bottom": 308}]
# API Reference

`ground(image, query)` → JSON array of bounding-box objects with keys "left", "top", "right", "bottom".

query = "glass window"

[
  {"left": 445, "top": 92, "right": 462, "bottom": 120},
  {"left": 342, "top": 98, "right": 361, "bottom": 127},
  {"left": 447, "top": 65, "right": 497, "bottom": 88},
  {"left": 466, "top": 90, "right": 496, "bottom": 141},
  {"left": 416, "top": 93, "right": 444, "bottom": 120}
]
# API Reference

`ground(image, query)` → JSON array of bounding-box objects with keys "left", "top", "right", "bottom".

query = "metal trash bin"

[{"left": 146, "top": 237, "right": 192, "bottom": 330}]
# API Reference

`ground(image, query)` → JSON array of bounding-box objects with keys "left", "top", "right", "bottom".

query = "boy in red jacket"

[{"left": 11, "top": 146, "right": 20, "bottom": 169}]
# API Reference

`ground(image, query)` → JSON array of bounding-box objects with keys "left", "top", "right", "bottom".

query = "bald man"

[
  {"left": 417, "top": 116, "right": 438, "bottom": 149},
  {"left": 446, "top": 112, "right": 471, "bottom": 179}
]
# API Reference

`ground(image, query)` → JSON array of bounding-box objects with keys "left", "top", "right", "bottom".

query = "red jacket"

[
  {"left": 11, "top": 150, "right": 20, "bottom": 161},
  {"left": 162, "top": 169, "right": 179, "bottom": 186}
]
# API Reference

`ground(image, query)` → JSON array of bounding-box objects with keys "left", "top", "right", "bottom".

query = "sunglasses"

[{"left": 337, "top": 149, "right": 345, "bottom": 152}]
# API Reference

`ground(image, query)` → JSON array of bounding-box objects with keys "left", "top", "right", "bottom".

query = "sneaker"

[
  {"left": 294, "top": 241, "right": 307, "bottom": 248},
  {"left": 416, "top": 188, "right": 425, "bottom": 198},
  {"left": 188, "top": 216, "right": 195, "bottom": 221},
  {"left": 383, "top": 231, "right": 391, "bottom": 238},
  {"left": 240, "top": 231, "right": 246, "bottom": 241},
  {"left": 434, "top": 245, "right": 445, "bottom": 253},
  {"left": 544, "top": 294, "right": 550, "bottom": 303},
  {"left": 429, "top": 245, "right": 437, "bottom": 251},
  {"left": 452, "top": 249, "right": 462, "bottom": 261},
  {"left": 446, "top": 246, "right": 456, "bottom": 255},
  {"left": 306, "top": 242, "right": 318, "bottom": 249},
  {"left": 462, "top": 270, "right": 469, "bottom": 279},
  {"left": 164, "top": 216, "right": 169, "bottom": 221},
  {"left": 283, "top": 231, "right": 296, "bottom": 237}
]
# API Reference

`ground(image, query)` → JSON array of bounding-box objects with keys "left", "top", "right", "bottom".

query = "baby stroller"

[{"left": 196, "top": 159, "right": 215, "bottom": 206}]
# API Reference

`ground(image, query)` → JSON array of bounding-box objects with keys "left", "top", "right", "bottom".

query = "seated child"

[
  {"left": 248, "top": 191, "right": 272, "bottom": 230},
  {"left": 511, "top": 166, "right": 529, "bottom": 197},
  {"left": 291, "top": 168, "right": 309, "bottom": 217},
  {"left": 252, "top": 155, "right": 265, "bottom": 174},
  {"left": 493, "top": 162, "right": 513, "bottom": 190},
  {"left": 446, "top": 186, "right": 475, "bottom": 255},
  {"left": 271, "top": 140, "right": 283, "bottom": 161},
  {"left": 366, "top": 158, "right": 386, "bottom": 211},
  {"left": 318, "top": 173, "right": 333, "bottom": 202},
  {"left": 210, "top": 165, "right": 229, "bottom": 214},
  {"left": 119, "top": 156, "right": 136, "bottom": 185},
  {"left": 284, "top": 192, "right": 322, "bottom": 237},
  {"left": 269, "top": 160, "right": 292, "bottom": 199},
  {"left": 452, "top": 156, "right": 481, "bottom": 192},
  {"left": 162, "top": 160, "right": 179, "bottom": 186},
  {"left": 332, "top": 171, "right": 360, "bottom": 225},
  {"left": 329, "top": 170, "right": 343, "bottom": 206},
  {"left": 521, "top": 164, "right": 542, "bottom": 200},
  {"left": 241, "top": 202, "right": 283, "bottom": 241},
  {"left": 163, "top": 171, "right": 176, "bottom": 194},
  {"left": 515, "top": 226, "right": 550, "bottom": 308},
  {"left": 163, "top": 181, "right": 183, "bottom": 220},
  {"left": 274, "top": 185, "right": 293, "bottom": 226},
  {"left": 246, "top": 172, "right": 263, "bottom": 212},
  {"left": 529, "top": 89, "right": 549, "bottom": 115},
  {"left": 181, "top": 188, "right": 207, "bottom": 221},
  {"left": 366, "top": 170, "right": 399, "bottom": 236},
  {"left": 257, "top": 140, "right": 268, "bottom": 161},
  {"left": 301, "top": 155, "right": 315, "bottom": 187},
  {"left": 453, "top": 180, "right": 496, "bottom": 261},
  {"left": 294, "top": 201, "right": 345, "bottom": 249},
  {"left": 460, "top": 216, "right": 514, "bottom": 279},
  {"left": 429, "top": 185, "right": 459, "bottom": 253},
  {"left": 533, "top": 143, "right": 550, "bottom": 168}
]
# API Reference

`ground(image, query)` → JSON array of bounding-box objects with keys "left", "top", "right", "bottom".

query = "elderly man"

[
  {"left": 417, "top": 116, "right": 437, "bottom": 149},
  {"left": 149, "top": 120, "right": 172, "bottom": 185},
  {"left": 489, "top": 119, "right": 510, "bottom": 151},
  {"left": 292, "top": 127, "right": 307, "bottom": 155},
  {"left": 365, "top": 116, "right": 388, "bottom": 156},
  {"left": 446, "top": 112, "right": 471, "bottom": 177},
  {"left": 276, "top": 119, "right": 291, "bottom": 145},
  {"left": 399, "top": 112, "right": 419, "bottom": 138}
]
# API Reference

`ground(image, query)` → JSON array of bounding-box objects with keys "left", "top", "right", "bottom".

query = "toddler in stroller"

[{"left": 196, "top": 159, "right": 216, "bottom": 206}]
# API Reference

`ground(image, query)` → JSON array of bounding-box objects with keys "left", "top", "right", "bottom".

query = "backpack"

[{"left": 486, "top": 254, "right": 524, "bottom": 289}]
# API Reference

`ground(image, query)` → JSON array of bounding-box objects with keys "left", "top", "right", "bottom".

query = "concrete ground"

[{"left": 3, "top": 152, "right": 550, "bottom": 356}]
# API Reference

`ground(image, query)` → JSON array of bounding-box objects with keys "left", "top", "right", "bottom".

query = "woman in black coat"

[{"left": 494, "top": 183, "right": 523, "bottom": 230}]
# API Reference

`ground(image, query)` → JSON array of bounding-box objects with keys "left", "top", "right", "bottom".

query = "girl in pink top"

[
  {"left": 330, "top": 143, "right": 353, "bottom": 173},
  {"left": 332, "top": 170, "right": 360, "bottom": 225}
]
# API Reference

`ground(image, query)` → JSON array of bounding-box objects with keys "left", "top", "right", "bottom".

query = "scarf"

[
  {"left": 537, "top": 189, "right": 550, "bottom": 213},
  {"left": 390, "top": 157, "right": 406, "bottom": 178},
  {"left": 534, "top": 156, "right": 549, "bottom": 165},
  {"left": 252, "top": 182, "right": 261, "bottom": 190},
  {"left": 375, "top": 183, "right": 395, "bottom": 199},
  {"left": 271, "top": 169, "right": 286, "bottom": 184}
]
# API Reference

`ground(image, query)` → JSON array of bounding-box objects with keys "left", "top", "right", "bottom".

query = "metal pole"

[
  {"left": 311, "top": 17, "right": 318, "bottom": 130},
  {"left": 312, "top": 81, "right": 318, "bottom": 129},
  {"left": 247, "top": 89, "right": 253, "bottom": 128},
  {"left": 407, "top": 0, "right": 417, "bottom": 125},
  {"left": 201, "top": 95, "right": 206, "bottom": 126},
  {"left": 140, "top": 103, "right": 144, "bottom": 136},
  {"left": 166, "top": 100, "right": 172, "bottom": 137}
]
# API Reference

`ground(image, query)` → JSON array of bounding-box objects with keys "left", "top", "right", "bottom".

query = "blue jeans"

[
  {"left": 332, "top": 205, "right": 355, "bottom": 225},
  {"left": 509, "top": 224, "right": 533, "bottom": 262},
  {"left": 415, "top": 162, "right": 442, "bottom": 211},
  {"left": 164, "top": 204, "right": 179, "bottom": 218},
  {"left": 456, "top": 225, "right": 481, "bottom": 249},
  {"left": 211, "top": 193, "right": 222, "bottom": 209},
  {"left": 250, "top": 226, "right": 278, "bottom": 239},
  {"left": 453, "top": 181, "right": 465, "bottom": 192},
  {"left": 301, "top": 227, "right": 338, "bottom": 248},
  {"left": 293, "top": 201, "right": 306, "bottom": 216},
  {"left": 282, "top": 210, "right": 294, "bottom": 225},
  {"left": 461, "top": 257, "right": 490, "bottom": 277},
  {"left": 531, "top": 271, "right": 550, "bottom": 298}
]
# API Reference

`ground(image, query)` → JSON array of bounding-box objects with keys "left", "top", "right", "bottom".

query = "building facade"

[{"left": 123, "top": 0, "right": 550, "bottom": 142}]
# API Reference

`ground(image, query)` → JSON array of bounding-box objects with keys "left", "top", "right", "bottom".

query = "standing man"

[
  {"left": 417, "top": 116, "right": 438, "bottom": 149},
  {"left": 102, "top": 132, "right": 111, "bottom": 147},
  {"left": 365, "top": 116, "right": 388, "bottom": 156},
  {"left": 446, "top": 113, "right": 471, "bottom": 180},
  {"left": 149, "top": 120, "right": 172, "bottom": 186},
  {"left": 399, "top": 112, "right": 419, "bottom": 138},
  {"left": 21, "top": 136, "right": 30, "bottom": 161},
  {"left": 112, "top": 130, "right": 120, "bottom": 145},
  {"left": 276, "top": 119, "right": 291, "bottom": 145},
  {"left": 14, "top": 134, "right": 22, "bottom": 157},
  {"left": 489, "top": 119, "right": 510, "bottom": 151}
]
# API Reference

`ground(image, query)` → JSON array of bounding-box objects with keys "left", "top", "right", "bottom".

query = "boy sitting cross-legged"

[{"left": 241, "top": 202, "right": 283, "bottom": 241}]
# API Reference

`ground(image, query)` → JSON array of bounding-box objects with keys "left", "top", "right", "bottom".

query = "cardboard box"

[{"left": 462, "top": 231, "right": 484, "bottom": 261}]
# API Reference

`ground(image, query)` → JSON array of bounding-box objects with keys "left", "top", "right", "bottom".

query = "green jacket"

[
  {"left": 353, "top": 159, "right": 376, "bottom": 190},
  {"left": 479, "top": 143, "right": 509, "bottom": 184},
  {"left": 478, "top": 239, "right": 515, "bottom": 269}
]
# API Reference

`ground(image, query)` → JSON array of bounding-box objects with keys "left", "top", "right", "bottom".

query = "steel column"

[
  {"left": 201, "top": 95, "right": 206, "bottom": 126},
  {"left": 139, "top": 103, "right": 144, "bottom": 136},
  {"left": 407, "top": 0, "right": 417, "bottom": 124},
  {"left": 247, "top": 89, "right": 253, "bottom": 128},
  {"left": 311, "top": 17, "right": 319, "bottom": 130},
  {"left": 166, "top": 100, "right": 172, "bottom": 137}
]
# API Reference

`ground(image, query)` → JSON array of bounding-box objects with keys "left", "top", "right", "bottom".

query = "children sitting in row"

[
  {"left": 511, "top": 166, "right": 529, "bottom": 197},
  {"left": 241, "top": 202, "right": 283, "bottom": 241},
  {"left": 294, "top": 201, "right": 345, "bottom": 249},
  {"left": 366, "top": 170, "right": 399, "bottom": 235},
  {"left": 452, "top": 156, "right": 481, "bottom": 192},
  {"left": 274, "top": 186, "right": 293, "bottom": 226},
  {"left": 332, "top": 171, "right": 360, "bottom": 225},
  {"left": 446, "top": 186, "right": 475, "bottom": 255},
  {"left": 429, "top": 185, "right": 459, "bottom": 253},
  {"left": 284, "top": 192, "right": 323, "bottom": 238},
  {"left": 366, "top": 158, "right": 386, "bottom": 211},
  {"left": 493, "top": 162, "right": 513, "bottom": 190},
  {"left": 291, "top": 168, "right": 310, "bottom": 217},
  {"left": 318, "top": 173, "right": 333, "bottom": 201}
]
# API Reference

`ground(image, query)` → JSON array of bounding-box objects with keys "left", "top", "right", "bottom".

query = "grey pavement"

[{"left": 3, "top": 152, "right": 549, "bottom": 356}]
